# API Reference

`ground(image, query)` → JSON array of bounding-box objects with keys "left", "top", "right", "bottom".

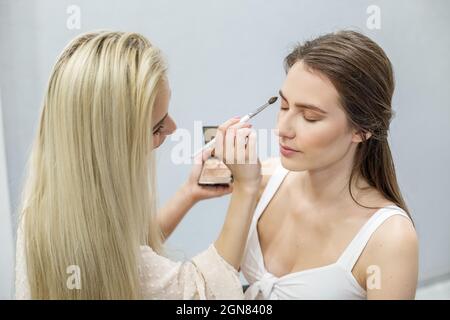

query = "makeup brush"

[{"left": 192, "top": 96, "right": 278, "bottom": 158}]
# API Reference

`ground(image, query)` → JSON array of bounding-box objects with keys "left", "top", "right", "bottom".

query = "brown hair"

[{"left": 284, "top": 30, "right": 411, "bottom": 218}]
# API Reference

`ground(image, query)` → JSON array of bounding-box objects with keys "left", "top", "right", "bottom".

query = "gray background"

[{"left": 1, "top": 0, "right": 449, "bottom": 299}]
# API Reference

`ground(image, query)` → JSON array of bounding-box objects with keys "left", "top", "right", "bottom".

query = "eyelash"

[
  {"left": 280, "top": 106, "right": 319, "bottom": 123},
  {"left": 153, "top": 125, "right": 164, "bottom": 135},
  {"left": 304, "top": 117, "right": 318, "bottom": 123}
]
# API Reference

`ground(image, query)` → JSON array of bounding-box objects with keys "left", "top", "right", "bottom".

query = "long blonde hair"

[{"left": 19, "top": 31, "right": 165, "bottom": 299}]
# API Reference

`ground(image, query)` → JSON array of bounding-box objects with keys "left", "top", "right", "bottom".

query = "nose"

[
  {"left": 166, "top": 116, "right": 177, "bottom": 135},
  {"left": 277, "top": 111, "right": 295, "bottom": 140}
]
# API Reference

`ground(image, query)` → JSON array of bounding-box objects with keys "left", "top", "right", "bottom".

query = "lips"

[
  {"left": 280, "top": 144, "right": 300, "bottom": 152},
  {"left": 279, "top": 143, "right": 300, "bottom": 157}
]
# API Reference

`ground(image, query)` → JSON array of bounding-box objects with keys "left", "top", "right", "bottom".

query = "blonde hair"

[{"left": 19, "top": 31, "right": 166, "bottom": 299}]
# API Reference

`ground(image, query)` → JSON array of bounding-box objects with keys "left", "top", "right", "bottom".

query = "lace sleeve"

[{"left": 139, "top": 244, "right": 244, "bottom": 299}]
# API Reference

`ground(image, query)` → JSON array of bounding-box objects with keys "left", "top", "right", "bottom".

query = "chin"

[{"left": 280, "top": 156, "right": 308, "bottom": 172}]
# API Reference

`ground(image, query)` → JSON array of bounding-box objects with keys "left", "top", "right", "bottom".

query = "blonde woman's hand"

[
  {"left": 214, "top": 118, "right": 261, "bottom": 191},
  {"left": 182, "top": 147, "right": 233, "bottom": 203}
]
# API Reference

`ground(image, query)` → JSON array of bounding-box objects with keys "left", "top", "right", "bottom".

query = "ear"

[{"left": 352, "top": 130, "right": 372, "bottom": 143}]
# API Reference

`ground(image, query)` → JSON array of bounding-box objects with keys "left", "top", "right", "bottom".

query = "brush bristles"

[{"left": 268, "top": 96, "right": 278, "bottom": 104}]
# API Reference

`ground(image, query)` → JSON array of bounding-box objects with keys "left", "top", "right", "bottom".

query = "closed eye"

[
  {"left": 280, "top": 105, "right": 320, "bottom": 122},
  {"left": 280, "top": 102, "right": 289, "bottom": 111},
  {"left": 153, "top": 125, "right": 164, "bottom": 135}
]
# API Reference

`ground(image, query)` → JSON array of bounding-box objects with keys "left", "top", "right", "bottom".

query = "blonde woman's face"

[
  {"left": 152, "top": 79, "right": 177, "bottom": 149},
  {"left": 277, "top": 61, "right": 364, "bottom": 171}
]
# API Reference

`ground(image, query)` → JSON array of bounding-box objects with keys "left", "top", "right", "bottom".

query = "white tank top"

[{"left": 241, "top": 164, "right": 410, "bottom": 300}]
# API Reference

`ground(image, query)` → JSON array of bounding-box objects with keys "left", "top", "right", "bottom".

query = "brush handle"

[
  {"left": 192, "top": 138, "right": 216, "bottom": 158},
  {"left": 238, "top": 114, "right": 251, "bottom": 123}
]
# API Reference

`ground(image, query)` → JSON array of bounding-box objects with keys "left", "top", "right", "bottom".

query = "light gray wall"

[
  {"left": 1, "top": 0, "right": 449, "bottom": 298},
  {"left": 0, "top": 88, "right": 14, "bottom": 299}
]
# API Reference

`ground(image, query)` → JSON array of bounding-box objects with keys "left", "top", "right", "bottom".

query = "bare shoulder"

[
  {"left": 366, "top": 211, "right": 418, "bottom": 261},
  {"left": 359, "top": 209, "right": 419, "bottom": 299},
  {"left": 257, "top": 157, "right": 281, "bottom": 202},
  {"left": 374, "top": 213, "right": 417, "bottom": 247}
]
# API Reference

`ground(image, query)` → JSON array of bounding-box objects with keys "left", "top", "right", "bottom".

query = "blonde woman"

[{"left": 15, "top": 31, "right": 261, "bottom": 299}]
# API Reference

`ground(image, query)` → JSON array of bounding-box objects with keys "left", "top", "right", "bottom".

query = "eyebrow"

[
  {"left": 279, "top": 90, "right": 328, "bottom": 114},
  {"left": 152, "top": 113, "right": 168, "bottom": 133}
]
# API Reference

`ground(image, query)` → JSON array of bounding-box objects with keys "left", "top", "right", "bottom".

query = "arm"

[
  {"left": 366, "top": 215, "right": 419, "bottom": 299},
  {"left": 213, "top": 157, "right": 278, "bottom": 269},
  {"left": 214, "top": 182, "right": 259, "bottom": 270},
  {"left": 157, "top": 148, "right": 232, "bottom": 240},
  {"left": 157, "top": 184, "right": 196, "bottom": 240},
  {"left": 142, "top": 118, "right": 259, "bottom": 299},
  {"left": 212, "top": 118, "right": 261, "bottom": 270}
]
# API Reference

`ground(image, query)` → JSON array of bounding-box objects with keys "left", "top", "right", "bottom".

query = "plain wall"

[{"left": 0, "top": 88, "right": 14, "bottom": 299}]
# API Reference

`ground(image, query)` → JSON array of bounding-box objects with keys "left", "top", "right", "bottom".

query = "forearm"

[
  {"left": 157, "top": 184, "right": 196, "bottom": 240},
  {"left": 214, "top": 183, "right": 259, "bottom": 270}
]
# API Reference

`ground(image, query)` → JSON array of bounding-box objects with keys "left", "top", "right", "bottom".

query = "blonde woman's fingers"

[
  {"left": 223, "top": 123, "right": 252, "bottom": 162},
  {"left": 215, "top": 118, "right": 240, "bottom": 161},
  {"left": 217, "top": 118, "right": 240, "bottom": 136},
  {"left": 224, "top": 126, "right": 238, "bottom": 164},
  {"left": 226, "top": 127, "right": 253, "bottom": 164},
  {"left": 216, "top": 122, "right": 251, "bottom": 162},
  {"left": 247, "top": 130, "right": 257, "bottom": 164},
  {"left": 236, "top": 128, "right": 253, "bottom": 164},
  {"left": 214, "top": 129, "right": 225, "bottom": 161}
]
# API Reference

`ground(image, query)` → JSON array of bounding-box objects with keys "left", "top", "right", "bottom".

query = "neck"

[{"left": 295, "top": 146, "right": 366, "bottom": 207}]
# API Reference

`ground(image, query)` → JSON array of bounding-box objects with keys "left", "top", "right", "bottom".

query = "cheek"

[
  {"left": 153, "top": 134, "right": 168, "bottom": 149},
  {"left": 298, "top": 120, "right": 351, "bottom": 154},
  {"left": 301, "top": 126, "right": 338, "bottom": 149},
  {"left": 152, "top": 135, "right": 161, "bottom": 149}
]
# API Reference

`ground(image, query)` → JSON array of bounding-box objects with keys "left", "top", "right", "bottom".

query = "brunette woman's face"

[
  {"left": 151, "top": 79, "right": 177, "bottom": 149},
  {"left": 277, "top": 61, "right": 365, "bottom": 172}
]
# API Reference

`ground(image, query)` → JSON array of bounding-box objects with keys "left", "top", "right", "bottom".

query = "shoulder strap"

[
  {"left": 338, "top": 206, "right": 411, "bottom": 271},
  {"left": 253, "top": 164, "right": 289, "bottom": 221}
]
